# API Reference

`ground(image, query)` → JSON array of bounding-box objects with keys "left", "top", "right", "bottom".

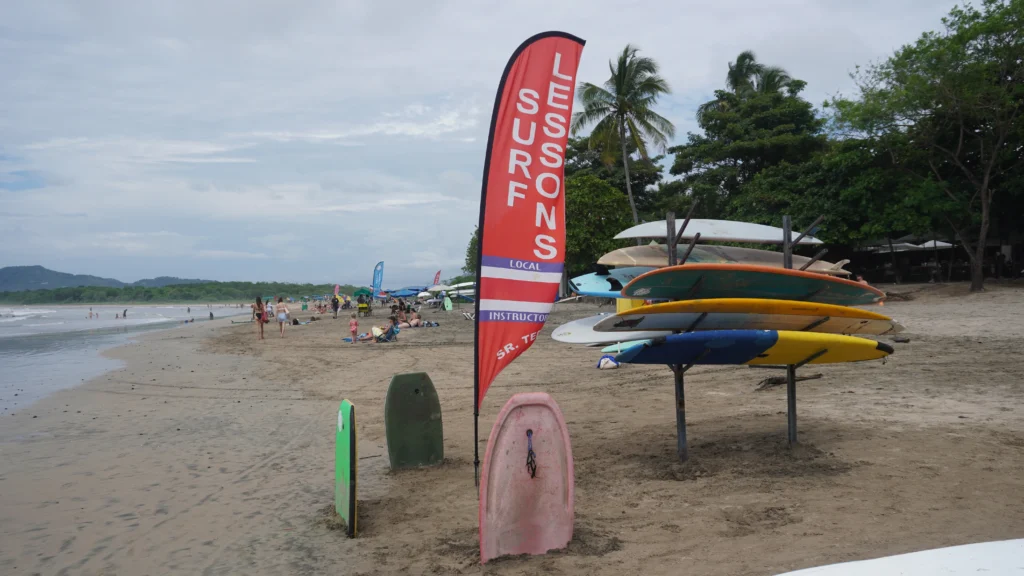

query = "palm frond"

[
  {"left": 624, "top": 117, "right": 651, "bottom": 160},
  {"left": 726, "top": 50, "right": 763, "bottom": 94},
  {"left": 632, "top": 106, "right": 676, "bottom": 143},
  {"left": 755, "top": 66, "right": 792, "bottom": 93}
]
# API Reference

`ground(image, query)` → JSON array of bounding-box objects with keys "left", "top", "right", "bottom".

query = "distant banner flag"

[
  {"left": 372, "top": 261, "right": 384, "bottom": 296},
  {"left": 473, "top": 32, "right": 585, "bottom": 481},
  {"left": 334, "top": 284, "right": 340, "bottom": 296},
  {"left": 433, "top": 270, "right": 441, "bottom": 286}
]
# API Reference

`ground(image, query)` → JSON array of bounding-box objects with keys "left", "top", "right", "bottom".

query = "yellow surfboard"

[
  {"left": 593, "top": 298, "right": 902, "bottom": 336},
  {"left": 748, "top": 331, "right": 892, "bottom": 364}
]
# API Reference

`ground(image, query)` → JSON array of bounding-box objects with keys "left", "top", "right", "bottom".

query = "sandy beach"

[{"left": 1, "top": 283, "right": 1023, "bottom": 575}]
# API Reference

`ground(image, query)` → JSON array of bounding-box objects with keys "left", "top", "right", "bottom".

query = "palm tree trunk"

[{"left": 618, "top": 118, "right": 639, "bottom": 225}]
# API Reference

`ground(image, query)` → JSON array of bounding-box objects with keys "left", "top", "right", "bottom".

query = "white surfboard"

[
  {"left": 552, "top": 314, "right": 670, "bottom": 345},
  {"left": 775, "top": 539, "right": 1024, "bottom": 575},
  {"left": 615, "top": 219, "right": 823, "bottom": 245}
]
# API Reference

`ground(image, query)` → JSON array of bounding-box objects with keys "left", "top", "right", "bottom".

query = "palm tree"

[
  {"left": 570, "top": 45, "right": 675, "bottom": 225},
  {"left": 753, "top": 66, "right": 792, "bottom": 93},
  {"left": 726, "top": 50, "right": 763, "bottom": 94},
  {"left": 696, "top": 51, "right": 793, "bottom": 123}
]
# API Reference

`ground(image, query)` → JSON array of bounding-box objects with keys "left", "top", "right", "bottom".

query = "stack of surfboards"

[
  {"left": 555, "top": 219, "right": 900, "bottom": 366},
  {"left": 569, "top": 219, "right": 851, "bottom": 300}
]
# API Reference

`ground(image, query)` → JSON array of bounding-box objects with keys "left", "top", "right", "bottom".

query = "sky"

[{"left": 0, "top": 0, "right": 961, "bottom": 288}]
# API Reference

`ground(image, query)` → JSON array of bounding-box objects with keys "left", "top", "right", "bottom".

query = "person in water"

[
  {"left": 276, "top": 297, "right": 289, "bottom": 337},
  {"left": 123, "top": 309, "right": 127, "bottom": 319},
  {"left": 253, "top": 297, "right": 265, "bottom": 340}
]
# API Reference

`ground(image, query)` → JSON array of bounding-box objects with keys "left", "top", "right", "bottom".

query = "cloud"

[
  {"left": 22, "top": 137, "right": 255, "bottom": 164},
  {"left": 243, "top": 102, "right": 480, "bottom": 143},
  {"left": 0, "top": 0, "right": 961, "bottom": 286},
  {"left": 196, "top": 249, "right": 267, "bottom": 260}
]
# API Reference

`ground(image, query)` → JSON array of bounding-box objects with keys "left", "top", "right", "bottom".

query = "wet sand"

[{"left": 1, "top": 283, "right": 1023, "bottom": 575}]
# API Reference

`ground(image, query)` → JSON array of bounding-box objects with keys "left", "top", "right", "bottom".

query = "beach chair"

[
  {"left": 358, "top": 302, "right": 371, "bottom": 317},
  {"left": 374, "top": 325, "right": 399, "bottom": 343}
]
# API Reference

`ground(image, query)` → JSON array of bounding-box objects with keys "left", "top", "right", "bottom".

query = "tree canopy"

[
  {"left": 564, "top": 174, "right": 634, "bottom": 276},
  {"left": 831, "top": 0, "right": 1024, "bottom": 290},
  {"left": 463, "top": 6, "right": 1024, "bottom": 288}
]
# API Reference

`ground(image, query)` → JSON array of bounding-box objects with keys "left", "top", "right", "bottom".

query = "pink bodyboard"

[{"left": 479, "top": 392, "right": 574, "bottom": 563}]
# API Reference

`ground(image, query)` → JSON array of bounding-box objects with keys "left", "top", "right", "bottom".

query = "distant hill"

[{"left": 0, "top": 266, "right": 210, "bottom": 292}]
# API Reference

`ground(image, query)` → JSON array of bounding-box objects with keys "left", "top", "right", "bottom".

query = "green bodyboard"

[
  {"left": 334, "top": 399, "right": 357, "bottom": 537},
  {"left": 384, "top": 373, "right": 444, "bottom": 470}
]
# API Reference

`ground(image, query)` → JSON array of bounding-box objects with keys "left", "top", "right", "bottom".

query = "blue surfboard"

[
  {"left": 570, "top": 267, "right": 654, "bottom": 299},
  {"left": 615, "top": 330, "right": 893, "bottom": 366},
  {"left": 616, "top": 330, "right": 778, "bottom": 364}
]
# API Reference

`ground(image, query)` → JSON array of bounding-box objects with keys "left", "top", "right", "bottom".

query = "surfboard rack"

[
  {"left": 659, "top": 210, "right": 828, "bottom": 462},
  {"left": 799, "top": 316, "right": 831, "bottom": 332},
  {"left": 799, "top": 248, "right": 829, "bottom": 271},
  {"left": 781, "top": 215, "right": 827, "bottom": 446}
]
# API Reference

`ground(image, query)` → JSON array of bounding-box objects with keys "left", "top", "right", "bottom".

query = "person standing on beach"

[
  {"left": 332, "top": 295, "right": 340, "bottom": 319},
  {"left": 276, "top": 297, "right": 289, "bottom": 337},
  {"left": 254, "top": 297, "right": 265, "bottom": 340},
  {"left": 349, "top": 313, "right": 358, "bottom": 344}
]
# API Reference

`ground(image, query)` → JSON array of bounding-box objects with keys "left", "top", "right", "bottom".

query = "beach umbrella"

[
  {"left": 418, "top": 291, "right": 432, "bottom": 298},
  {"left": 427, "top": 284, "right": 452, "bottom": 292}
]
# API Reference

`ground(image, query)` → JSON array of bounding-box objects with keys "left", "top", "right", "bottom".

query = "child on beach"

[{"left": 349, "top": 313, "right": 358, "bottom": 344}]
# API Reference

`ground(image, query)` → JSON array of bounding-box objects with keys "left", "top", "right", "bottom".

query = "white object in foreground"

[
  {"left": 615, "top": 219, "right": 823, "bottom": 244},
  {"left": 776, "top": 539, "right": 1024, "bottom": 575}
]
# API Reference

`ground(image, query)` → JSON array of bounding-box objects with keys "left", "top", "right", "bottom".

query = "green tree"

[
  {"left": 669, "top": 84, "right": 825, "bottom": 219},
  {"left": 564, "top": 174, "right": 634, "bottom": 275},
  {"left": 832, "top": 0, "right": 1024, "bottom": 291},
  {"left": 734, "top": 140, "right": 934, "bottom": 246},
  {"left": 570, "top": 45, "right": 676, "bottom": 224},
  {"left": 462, "top": 226, "right": 479, "bottom": 275},
  {"left": 565, "top": 136, "right": 664, "bottom": 217},
  {"left": 696, "top": 51, "right": 802, "bottom": 123}
]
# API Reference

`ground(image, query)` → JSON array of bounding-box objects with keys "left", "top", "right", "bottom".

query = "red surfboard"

[{"left": 479, "top": 393, "right": 574, "bottom": 563}]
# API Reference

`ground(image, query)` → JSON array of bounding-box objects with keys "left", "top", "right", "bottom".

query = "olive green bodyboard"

[
  {"left": 384, "top": 373, "right": 444, "bottom": 470},
  {"left": 334, "top": 399, "right": 357, "bottom": 537}
]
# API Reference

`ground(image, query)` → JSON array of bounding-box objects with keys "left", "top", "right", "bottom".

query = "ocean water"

[{"left": 0, "top": 305, "right": 249, "bottom": 413}]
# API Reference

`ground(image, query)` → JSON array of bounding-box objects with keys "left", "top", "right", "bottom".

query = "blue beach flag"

[{"left": 372, "top": 261, "right": 384, "bottom": 296}]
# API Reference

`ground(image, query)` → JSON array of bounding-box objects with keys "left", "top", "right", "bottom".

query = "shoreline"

[
  {"left": 0, "top": 308, "right": 249, "bottom": 414},
  {"left": 1, "top": 284, "right": 1023, "bottom": 574}
]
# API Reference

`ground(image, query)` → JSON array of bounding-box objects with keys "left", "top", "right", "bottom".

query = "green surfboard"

[
  {"left": 334, "top": 399, "right": 357, "bottom": 537},
  {"left": 384, "top": 373, "right": 444, "bottom": 470}
]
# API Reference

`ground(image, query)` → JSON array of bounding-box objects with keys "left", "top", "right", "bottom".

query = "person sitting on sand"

[
  {"left": 409, "top": 310, "right": 422, "bottom": 327},
  {"left": 396, "top": 307, "right": 411, "bottom": 327}
]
